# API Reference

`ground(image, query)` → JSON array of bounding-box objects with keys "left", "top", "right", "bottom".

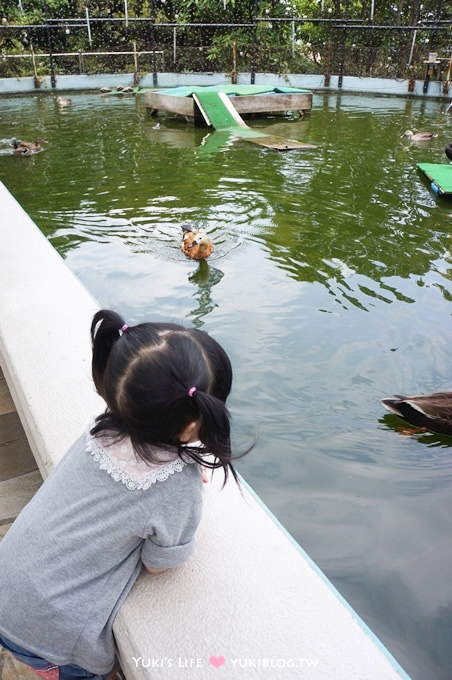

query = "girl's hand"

[{"left": 201, "top": 465, "right": 209, "bottom": 484}]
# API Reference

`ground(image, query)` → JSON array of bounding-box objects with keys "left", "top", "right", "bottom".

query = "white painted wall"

[
  {"left": 0, "top": 181, "right": 410, "bottom": 679},
  {"left": 0, "top": 72, "right": 450, "bottom": 102}
]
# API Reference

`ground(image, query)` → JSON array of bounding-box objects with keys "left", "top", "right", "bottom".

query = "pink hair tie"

[
  {"left": 119, "top": 324, "right": 129, "bottom": 337},
  {"left": 188, "top": 386, "right": 197, "bottom": 397}
]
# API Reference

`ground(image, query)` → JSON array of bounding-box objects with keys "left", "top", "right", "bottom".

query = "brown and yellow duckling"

[
  {"left": 180, "top": 224, "right": 213, "bottom": 260},
  {"left": 10, "top": 137, "right": 47, "bottom": 155},
  {"left": 382, "top": 392, "right": 452, "bottom": 435}
]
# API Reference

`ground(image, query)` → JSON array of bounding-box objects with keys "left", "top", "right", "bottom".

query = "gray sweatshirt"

[{"left": 0, "top": 426, "right": 203, "bottom": 674}]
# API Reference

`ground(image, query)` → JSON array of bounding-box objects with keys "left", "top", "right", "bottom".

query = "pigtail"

[
  {"left": 91, "top": 309, "right": 127, "bottom": 398},
  {"left": 184, "top": 390, "right": 240, "bottom": 486}
]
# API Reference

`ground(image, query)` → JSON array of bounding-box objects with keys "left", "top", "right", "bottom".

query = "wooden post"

[
  {"left": 407, "top": 41, "right": 417, "bottom": 93},
  {"left": 443, "top": 52, "right": 452, "bottom": 94},
  {"left": 408, "top": 64, "right": 415, "bottom": 93},
  {"left": 133, "top": 40, "right": 139, "bottom": 85},
  {"left": 30, "top": 43, "right": 40, "bottom": 89},
  {"left": 231, "top": 40, "right": 237, "bottom": 84},
  {"left": 324, "top": 40, "right": 332, "bottom": 87}
]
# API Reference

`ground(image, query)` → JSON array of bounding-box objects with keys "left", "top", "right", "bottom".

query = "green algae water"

[{"left": 1, "top": 90, "right": 452, "bottom": 679}]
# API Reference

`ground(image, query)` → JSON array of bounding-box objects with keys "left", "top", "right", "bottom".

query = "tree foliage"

[{"left": 0, "top": 0, "right": 451, "bottom": 78}]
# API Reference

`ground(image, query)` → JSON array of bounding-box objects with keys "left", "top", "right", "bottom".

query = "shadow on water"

[
  {"left": 2, "top": 91, "right": 452, "bottom": 679},
  {"left": 380, "top": 413, "right": 452, "bottom": 450}
]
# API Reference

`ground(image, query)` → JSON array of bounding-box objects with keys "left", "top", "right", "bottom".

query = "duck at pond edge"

[
  {"left": 57, "top": 97, "right": 72, "bottom": 106},
  {"left": 180, "top": 224, "right": 213, "bottom": 260},
  {"left": 401, "top": 130, "right": 438, "bottom": 142},
  {"left": 445, "top": 143, "right": 452, "bottom": 162},
  {"left": 381, "top": 392, "right": 452, "bottom": 435},
  {"left": 10, "top": 137, "right": 47, "bottom": 155}
]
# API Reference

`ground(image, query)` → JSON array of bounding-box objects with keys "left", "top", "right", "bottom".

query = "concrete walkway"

[
  {"left": 0, "top": 368, "right": 42, "bottom": 538},
  {"left": 0, "top": 368, "right": 42, "bottom": 679}
]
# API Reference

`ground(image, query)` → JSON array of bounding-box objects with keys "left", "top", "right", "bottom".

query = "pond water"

[{"left": 1, "top": 89, "right": 452, "bottom": 679}]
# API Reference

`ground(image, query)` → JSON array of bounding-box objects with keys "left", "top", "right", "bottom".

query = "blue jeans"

[{"left": 0, "top": 633, "right": 112, "bottom": 680}]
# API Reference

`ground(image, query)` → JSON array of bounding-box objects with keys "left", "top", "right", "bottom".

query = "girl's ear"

[{"left": 178, "top": 420, "right": 200, "bottom": 443}]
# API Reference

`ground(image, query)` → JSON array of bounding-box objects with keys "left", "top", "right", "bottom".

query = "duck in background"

[
  {"left": 401, "top": 130, "right": 438, "bottom": 142},
  {"left": 180, "top": 224, "right": 214, "bottom": 260},
  {"left": 10, "top": 137, "right": 47, "bottom": 155},
  {"left": 382, "top": 392, "right": 452, "bottom": 436}
]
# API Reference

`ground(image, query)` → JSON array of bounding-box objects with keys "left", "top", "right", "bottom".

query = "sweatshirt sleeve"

[{"left": 141, "top": 464, "right": 203, "bottom": 569}]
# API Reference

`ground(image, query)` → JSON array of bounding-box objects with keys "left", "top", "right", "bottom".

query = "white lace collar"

[{"left": 86, "top": 427, "right": 198, "bottom": 491}]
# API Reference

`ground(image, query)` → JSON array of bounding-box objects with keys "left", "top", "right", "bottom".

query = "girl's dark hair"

[{"left": 90, "top": 309, "right": 243, "bottom": 484}]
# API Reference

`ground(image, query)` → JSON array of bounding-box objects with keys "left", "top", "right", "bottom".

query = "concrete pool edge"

[
  {"left": 0, "top": 180, "right": 411, "bottom": 679},
  {"left": 0, "top": 71, "right": 450, "bottom": 101}
]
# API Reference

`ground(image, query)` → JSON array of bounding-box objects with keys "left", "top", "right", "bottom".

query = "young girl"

[{"left": 0, "top": 309, "right": 239, "bottom": 680}]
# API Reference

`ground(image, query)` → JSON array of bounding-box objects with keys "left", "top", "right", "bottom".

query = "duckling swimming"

[
  {"left": 57, "top": 97, "right": 72, "bottom": 106},
  {"left": 10, "top": 137, "right": 47, "bottom": 154},
  {"left": 382, "top": 392, "right": 452, "bottom": 436},
  {"left": 180, "top": 224, "right": 213, "bottom": 260},
  {"left": 401, "top": 130, "right": 438, "bottom": 142}
]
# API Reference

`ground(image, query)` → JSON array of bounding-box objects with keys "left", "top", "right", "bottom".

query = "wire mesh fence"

[{"left": 1, "top": 9, "right": 451, "bottom": 89}]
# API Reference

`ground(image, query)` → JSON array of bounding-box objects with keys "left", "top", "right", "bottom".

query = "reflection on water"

[
  {"left": 188, "top": 260, "right": 224, "bottom": 327},
  {"left": 1, "top": 91, "right": 452, "bottom": 679}
]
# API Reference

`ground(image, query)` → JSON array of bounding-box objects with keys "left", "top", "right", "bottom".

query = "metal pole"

[
  {"left": 250, "top": 0, "right": 258, "bottom": 84},
  {"left": 370, "top": 0, "right": 374, "bottom": 21},
  {"left": 43, "top": 0, "right": 56, "bottom": 88},
  {"left": 124, "top": 0, "right": 129, "bottom": 28},
  {"left": 423, "top": 0, "right": 443, "bottom": 93},
  {"left": 291, "top": 20, "right": 295, "bottom": 58},
  {"left": 407, "top": 29, "right": 417, "bottom": 66},
  {"left": 150, "top": 0, "right": 157, "bottom": 86},
  {"left": 85, "top": 6, "right": 92, "bottom": 48}
]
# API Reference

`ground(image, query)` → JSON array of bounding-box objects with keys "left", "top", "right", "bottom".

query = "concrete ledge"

[
  {"left": 0, "top": 181, "right": 410, "bottom": 679},
  {"left": 0, "top": 72, "right": 450, "bottom": 101},
  {"left": 0, "top": 183, "right": 102, "bottom": 478}
]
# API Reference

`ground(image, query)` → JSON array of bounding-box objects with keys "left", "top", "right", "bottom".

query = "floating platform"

[
  {"left": 145, "top": 84, "right": 315, "bottom": 151},
  {"left": 146, "top": 84, "right": 312, "bottom": 120},
  {"left": 417, "top": 162, "right": 452, "bottom": 197}
]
